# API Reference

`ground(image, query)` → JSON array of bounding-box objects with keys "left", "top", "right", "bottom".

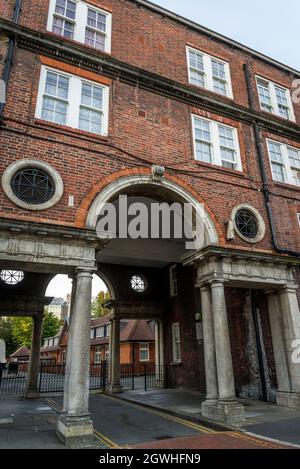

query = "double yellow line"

[
  {"left": 101, "top": 393, "right": 217, "bottom": 434},
  {"left": 43, "top": 397, "right": 120, "bottom": 448}
]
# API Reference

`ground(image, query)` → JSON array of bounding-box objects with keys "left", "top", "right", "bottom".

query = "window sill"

[
  {"left": 46, "top": 30, "right": 112, "bottom": 57},
  {"left": 194, "top": 159, "right": 245, "bottom": 178},
  {"left": 273, "top": 181, "right": 300, "bottom": 193},
  {"left": 259, "top": 108, "right": 296, "bottom": 125},
  {"left": 34, "top": 118, "right": 110, "bottom": 142},
  {"left": 188, "top": 82, "right": 234, "bottom": 102},
  {"left": 170, "top": 361, "right": 182, "bottom": 367}
]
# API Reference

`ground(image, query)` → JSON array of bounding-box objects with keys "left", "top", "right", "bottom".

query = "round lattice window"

[
  {"left": 235, "top": 209, "right": 259, "bottom": 239},
  {"left": 232, "top": 204, "right": 266, "bottom": 244},
  {"left": 0, "top": 270, "right": 24, "bottom": 285},
  {"left": 130, "top": 275, "right": 147, "bottom": 293},
  {"left": 2, "top": 160, "right": 64, "bottom": 211},
  {"left": 10, "top": 168, "right": 55, "bottom": 205}
]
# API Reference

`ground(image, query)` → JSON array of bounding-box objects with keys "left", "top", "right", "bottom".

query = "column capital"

[
  {"left": 210, "top": 279, "right": 225, "bottom": 288},
  {"left": 278, "top": 285, "right": 299, "bottom": 295},
  {"left": 200, "top": 284, "right": 211, "bottom": 293},
  {"left": 75, "top": 266, "right": 97, "bottom": 277}
]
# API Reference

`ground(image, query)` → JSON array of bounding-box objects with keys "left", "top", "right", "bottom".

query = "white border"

[
  {"left": 47, "top": 0, "right": 112, "bottom": 54},
  {"left": 2, "top": 159, "right": 64, "bottom": 211},
  {"left": 232, "top": 203, "right": 266, "bottom": 244},
  {"left": 255, "top": 75, "right": 296, "bottom": 122},
  {"left": 35, "top": 65, "right": 110, "bottom": 136},
  {"left": 191, "top": 114, "right": 242, "bottom": 171},
  {"left": 186, "top": 46, "right": 234, "bottom": 99}
]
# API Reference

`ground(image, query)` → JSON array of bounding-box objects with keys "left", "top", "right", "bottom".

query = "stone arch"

[{"left": 82, "top": 169, "right": 221, "bottom": 247}]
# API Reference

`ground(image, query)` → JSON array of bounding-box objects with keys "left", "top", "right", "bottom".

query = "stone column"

[
  {"left": 267, "top": 291, "right": 291, "bottom": 395},
  {"left": 210, "top": 281, "right": 244, "bottom": 424},
  {"left": 200, "top": 286, "right": 218, "bottom": 417},
  {"left": 107, "top": 317, "right": 122, "bottom": 394},
  {"left": 62, "top": 274, "right": 77, "bottom": 413},
  {"left": 25, "top": 313, "right": 43, "bottom": 399},
  {"left": 276, "top": 286, "right": 300, "bottom": 409},
  {"left": 56, "top": 268, "right": 94, "bottom": 446}
]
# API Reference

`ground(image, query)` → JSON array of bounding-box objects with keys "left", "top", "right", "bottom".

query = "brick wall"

[{"left": 1, "top": 0, "right": 299, "bottom": 120}]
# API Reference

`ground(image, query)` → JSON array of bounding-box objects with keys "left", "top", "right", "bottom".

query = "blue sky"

[{"left": 151, "top": 0, "right": 299, "bottom": 70}]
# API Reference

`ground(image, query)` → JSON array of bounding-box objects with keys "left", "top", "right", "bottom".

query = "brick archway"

[{"left": 77, "top": 168, "right": 223, "bottom": 247}]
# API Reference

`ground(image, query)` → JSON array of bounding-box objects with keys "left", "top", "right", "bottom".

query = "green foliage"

[
  {"left": 0, "top": 310, "right": 61, "bottom": 356},
  {"left": 42, "top": 310, "right": 61, "bottom": 340},
  {"left": 0, "top": 318, "right": 19, "bottom": 356},
  {"left": 91, "top": 291, "right": 110, "bottom": 318}
]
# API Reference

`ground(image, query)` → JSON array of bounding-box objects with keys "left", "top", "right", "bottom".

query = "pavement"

[{"left": 0, "top": 392, "right": 298, "bottom": 449}]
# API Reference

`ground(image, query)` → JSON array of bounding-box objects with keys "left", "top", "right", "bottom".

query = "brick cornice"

[{"left": 1, "top": 18, "right": 300, "bottom": 143}]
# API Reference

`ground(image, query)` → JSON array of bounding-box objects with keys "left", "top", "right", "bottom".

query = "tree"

[
  {"left": 11, "top": 317, "right": 33, "bottom": 349},
  {"left": 42, "top": 310, "right": 61, "bottom": 340},
  {"left": 4, "top": 311, "right": 61, "bottom": 353},
  {"left": 0, "top": 318, "right": 19, "bottom": 356},
  {"left": 91, "top": 291, "right": 110, "bottom": 318}
]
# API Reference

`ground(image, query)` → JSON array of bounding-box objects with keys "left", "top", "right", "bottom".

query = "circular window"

[
  {"left": 130, "top": 275, "right": 147, "bottom": 293},
  {"left": 232, "top": 204, "right": 266, "bottom": 244},
  {"left": 235, "top": 209, "right": 259, "bottom": 239},
  {"left": 2, "top": 160, "right": 64, "bottom": 211},
  {"left": 11, "top": 168, "right": 55, "bottom": 205},
  {"left": 0, "top": 270, "right": 24, "bottom": 285}
]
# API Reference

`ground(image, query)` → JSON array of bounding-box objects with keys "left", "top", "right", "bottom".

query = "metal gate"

[
  {"left": 0, "top": 363, "right": 28, "bottom": 396},
  {"left": 120, "top": 363, "right": 167, "bottom": 391},
  {"left": 39, "top": 362, "right": 108, "bottom": 393}
]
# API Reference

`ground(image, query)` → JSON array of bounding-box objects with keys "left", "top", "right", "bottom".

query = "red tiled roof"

[
  {"left": 120, "top": 320, "right": 155, "bottom": 342},
  {"left": 10, "top": 346, "right": 30, "bottom": 358}
]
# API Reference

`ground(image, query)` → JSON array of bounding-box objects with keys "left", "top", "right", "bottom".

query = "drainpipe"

[
  {"left": 244, "top": 63, "right": 300, "bottom": 258},
  {"left": 0, "top": 0, "right": 22, "bottom": 120}
]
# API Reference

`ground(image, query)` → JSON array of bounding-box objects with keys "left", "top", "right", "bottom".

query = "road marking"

[
  {"left": 230, "top": 431, "right": 284, "bottom": 449},
  {"left": 101, "top": 393, "right": 217, "bottom": 434},
  {"left": 43, "top": 397, "right": 119, "bottom": 449}
]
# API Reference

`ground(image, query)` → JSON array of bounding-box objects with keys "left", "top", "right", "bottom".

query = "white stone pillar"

[
  {"left": 56, "top": 268, "right": 94, "bottom": 446},
  {"left": 25, "top": 313, "right": 43, "bottom": 399},
  {"left": 107, "top": 317, "right": 122, "bottom": 393},
  {"left": 277, "top": 286, "right": 300, "bottom": 409},
  {"left": 200, "top": 286, "right": 218, "bottom": 408},
  {"left": 267, "top": 291, "right": 290, "bottom": 394},
  {"left": 210, "top": 280, "right": 244, "bottom": 424},
  {"left": 62, "top": 274, "right": 77, "bottom": 413}
]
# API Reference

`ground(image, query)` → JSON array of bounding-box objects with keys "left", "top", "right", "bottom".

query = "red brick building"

[
  {"left": 40, "top": 317, "right": 155, "bottom": 366},
  {"left": 0, "top": 0, "right": 300, "bottom": 443}
]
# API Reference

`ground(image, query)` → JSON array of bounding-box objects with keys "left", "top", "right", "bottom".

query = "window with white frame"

[
  {"left": 192, "top": 115, "right": 242, "bottom": 171},
  {"left": 297, "top": 213, "right": 300, "bottom": 227},
  {"left": 139, "top": 343, "right": 150, "bottom": 362},
  {"left": 106, "top": 323, "right": 110, "bottom": 337},
  {"left": 47, "top": 0, "right": 112, "bottom": 53},
  {"left": 54, "top": 337, "right": 59, "bottom": 346},
  {"left": 169, "top": 265, "right": 178, "bottom": 297},
  {"left": 90, "top": 328, "right": 95, "bottom": 339},
  {"left": 256, "top": 77, "right": 295, "bottom": 121},
  {"left": 172, "top": 322, "right": 181, "bottom": 363},
  {"left": 94, "top": 346, "right": 101, "bottom": 363},
  {"left": 187, "top": 47, "right": 233, "bottom": 98},
  {"left": 96, "top": 326, "right": 104, "bottom": 338},
  {"left": 36, "top": 66, "right": 109, "bottom": 136},
  {"left": 267, "top": 140, "right": 300, "bottom": 187}
]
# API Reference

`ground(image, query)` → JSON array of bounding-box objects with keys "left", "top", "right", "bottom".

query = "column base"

[
  {"left": 24, "top": 388, "right": 40, "bottom": 399},
  {"left": 56, "top": 414, "right": 95, "bottom": 448},
  {"left": 277, "top": 391, "right": 300, "bottom": 410},
  {"left": 201, "top": 400, "right": 245, "bottom": 426},
  {"left": 106, "top": 384, "right": 123, "bottom": 394}
]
